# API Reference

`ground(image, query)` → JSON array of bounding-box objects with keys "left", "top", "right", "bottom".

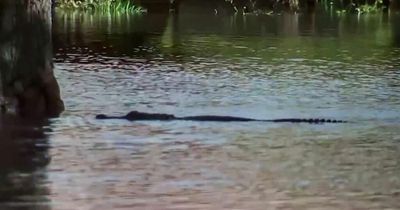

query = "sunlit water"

[{"left": 3, "top": 11, "right": 400, "bottom": 209}]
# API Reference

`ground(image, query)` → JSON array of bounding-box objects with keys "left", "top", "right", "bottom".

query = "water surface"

[{"left": 3, "top": 11, "right": 400, "bottom": 209}]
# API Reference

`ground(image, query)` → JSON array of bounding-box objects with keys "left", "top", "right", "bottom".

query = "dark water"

[{"left": 2, "top": 10, "right": 400, "bottom": 209}]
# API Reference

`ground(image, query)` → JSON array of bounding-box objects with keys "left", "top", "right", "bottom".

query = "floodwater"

[{"left": 2, "top": 10, "right": 400, "bottom": 210}]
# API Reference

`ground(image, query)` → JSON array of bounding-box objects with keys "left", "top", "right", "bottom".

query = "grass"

[{"left": 56, "top": 0, "right": 146, "bottom": 13}]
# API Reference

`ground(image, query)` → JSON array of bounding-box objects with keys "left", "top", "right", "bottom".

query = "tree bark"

[{"left": 0, "top": 0, "right": 64, "bottom": 118}]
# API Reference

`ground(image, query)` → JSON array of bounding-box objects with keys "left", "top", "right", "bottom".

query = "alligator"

[{"left": 95, "top": 111, "right": 346, "bottom": 123}]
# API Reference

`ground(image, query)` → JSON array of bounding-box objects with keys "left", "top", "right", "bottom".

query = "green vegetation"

[
  {"left": 55, "top": 0, "right": 393, "bottom": 15},
  {"left": 56, "top": 0, "right": 145, "bottom": 13},
  {"left": 330, "top": 0, "right": 389, "bottom": 14},
  {"left": 226, "top": 0, "right": 390, "bottom": 15},
  {"left": 356, "top": 0, "right": 383, "bottom": 13}
]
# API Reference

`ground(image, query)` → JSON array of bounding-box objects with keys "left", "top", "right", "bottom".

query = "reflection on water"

[
  {"left": 3, "top": 5, "right": 400, "bottom": 209},
  {"left": 48, "top": 10, "right": 400, "bottom": 210},
  {"left": 0, "top": 115, "right": 51, "bottom": 210}
]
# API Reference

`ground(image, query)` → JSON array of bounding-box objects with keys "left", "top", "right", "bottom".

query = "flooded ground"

[{"left": 1, "top": 10, "right": 400, "bottom": 210}]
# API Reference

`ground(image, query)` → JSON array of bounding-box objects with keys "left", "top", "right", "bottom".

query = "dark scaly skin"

[{"left": 95, "top": 111, "right": 347, "bottom": 123}]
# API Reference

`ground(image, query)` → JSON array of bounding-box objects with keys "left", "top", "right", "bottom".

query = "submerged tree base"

[{"left": 0, "top": 0, "right": 64, "bottom": 118}]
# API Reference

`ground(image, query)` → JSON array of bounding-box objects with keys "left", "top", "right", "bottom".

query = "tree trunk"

[{"left": 0, "top": 0, "right": 64, "bottom": 118}]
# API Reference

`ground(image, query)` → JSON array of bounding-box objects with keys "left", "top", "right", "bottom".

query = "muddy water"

[{"left": 2, "top": 11, "right": 400, "bottom": 209}]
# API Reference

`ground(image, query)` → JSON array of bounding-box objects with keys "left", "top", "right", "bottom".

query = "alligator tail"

[{"left": 270, "top": 118, "right": 347, "bottom": 123}]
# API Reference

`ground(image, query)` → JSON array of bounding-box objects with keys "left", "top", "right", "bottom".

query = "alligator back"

[{"left": 180, "top": 115, "right": 255, "bottom": 121}]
